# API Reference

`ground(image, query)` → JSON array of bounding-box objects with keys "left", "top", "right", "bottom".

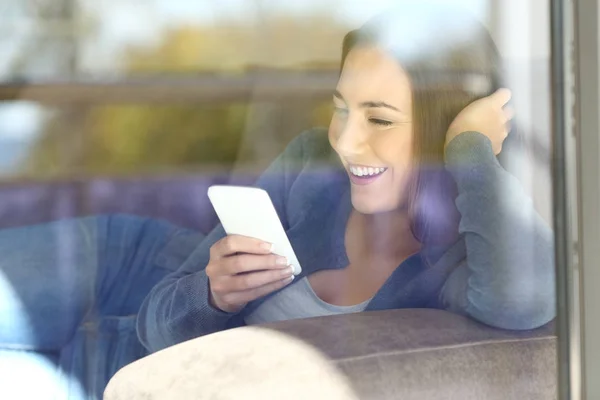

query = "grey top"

[{"left": 245, "top": 277, "right": 371, "bottom": 325}]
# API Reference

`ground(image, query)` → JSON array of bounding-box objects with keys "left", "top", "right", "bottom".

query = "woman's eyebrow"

[
  {"left": 360, "top": 101, "right": 401, "bottom": 112},
  {"left": 333, "top": 90, "right": 401, "bottom": 112}
]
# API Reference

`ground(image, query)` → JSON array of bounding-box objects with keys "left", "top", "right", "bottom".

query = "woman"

[
  {"left": 0, "top": 3, "right": 555, "bottom": 399},
  {"left": 137, "top": 4, "right": 555, "bottom": 353}
]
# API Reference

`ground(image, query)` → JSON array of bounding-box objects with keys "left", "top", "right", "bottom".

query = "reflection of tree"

[
  {"left": 2, "top": 0, "right": 96, "bottom": 78},
  {"left": 21, "top": 17, "right": 346, "bottom": 178},
  {"left": 23, "top": 103, "right": 249, "bottom": 176},
  {"left": 124, "top": 16, "right": 345, "bottom": 73}
]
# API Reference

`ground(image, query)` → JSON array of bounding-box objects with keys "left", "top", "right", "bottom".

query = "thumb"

[{"left": 491, "top": 88, "right": 512, "bottom": 106}]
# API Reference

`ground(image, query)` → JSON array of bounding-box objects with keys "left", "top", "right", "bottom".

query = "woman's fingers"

[
  {"left": 218, "top": 275, "right": 296, "bottom": 306},
  {"left": 210, "top": 266, "right": 295, "bottom": 294},
  {"left": 219, "top": 254, "right": 290, "bottom": 276},
  {"left": 210, "top": 234, "right": 272, "bottom": 259},
  {"left": 207, "top": 234, "right": 296, "bottom": 313},
  {"left": 493, "top": 88, "right": 512, "bottom": 106},
  {"left": 503, "top": 105, "right": 515, "bottom": 122}
]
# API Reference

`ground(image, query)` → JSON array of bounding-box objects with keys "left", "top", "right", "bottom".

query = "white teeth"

[{"left": 350, "top": 166, "right": 386, "bottom": 177}]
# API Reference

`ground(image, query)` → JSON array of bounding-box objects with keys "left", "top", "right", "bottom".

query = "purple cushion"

[{"left": 0, "top": 174, "right": 257, "bottom": 233}]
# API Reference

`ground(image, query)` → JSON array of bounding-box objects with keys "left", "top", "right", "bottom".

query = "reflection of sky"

[
  {"left": 156, "top": 0, "right": 487, "bottom": 25},
  {"left": 0, "top": 0, "right": 487, "bottom": 155},
  {"left": 0, "top": 103, "right": 46, "bottom": 140},
  {"left": 0, "top": 102, "right": 46, "bottom": 171},
  {"left": 0, "top": 0, "right": 489, "bottom": 77},
  {"left": 80, "top": 0, "right": 487, "bottom": 73}
]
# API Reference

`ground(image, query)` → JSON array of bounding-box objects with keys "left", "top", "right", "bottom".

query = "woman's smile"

[{"left": 347, "top": 164, "right": 389, "bottom": 186}]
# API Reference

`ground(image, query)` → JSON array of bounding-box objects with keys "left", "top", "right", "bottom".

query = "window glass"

[{"left": 0, "top": 1, "right": 558, "bottom": 399}]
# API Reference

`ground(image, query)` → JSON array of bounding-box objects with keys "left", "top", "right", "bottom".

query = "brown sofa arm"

[
  {"left": 105, "top": 309, "right": 556, "bottom": 400},
  {"left": 264, "top": 309, "right": 557, "bottom": 399}
]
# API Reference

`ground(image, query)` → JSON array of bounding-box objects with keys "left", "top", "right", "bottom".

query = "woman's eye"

[{"left": 369, "top": 118, "right": 393, "bottom": 127}]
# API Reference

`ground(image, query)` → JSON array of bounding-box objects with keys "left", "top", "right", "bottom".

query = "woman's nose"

[{"left": 335, "top": 123, "right": 368, "bottom": 156}]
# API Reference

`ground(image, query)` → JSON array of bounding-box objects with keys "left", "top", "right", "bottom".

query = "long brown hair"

[{"left": 340, "top": 3, "right": 504, "bottom": 245}]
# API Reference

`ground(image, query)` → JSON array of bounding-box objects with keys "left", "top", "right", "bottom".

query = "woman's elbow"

[
  {"left": 136, "top": 296, "right": 170, "bottom": 353},
  {"left": 467, "top": 286, "right": 556, "bottom": 330},
  {"left": 135, "top": 279, "right": 185, "bottom": 353},
  {"left": 489, "top": 300, "right": 556, "bottom": 330}
]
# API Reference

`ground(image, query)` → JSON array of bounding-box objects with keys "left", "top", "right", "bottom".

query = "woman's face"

[{"left": 329, "top": 46, "right": 415, "bottom": 214}]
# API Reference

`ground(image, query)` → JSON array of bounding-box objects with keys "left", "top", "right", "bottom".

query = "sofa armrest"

[
  {"left": 105, "top": 309, "right": 556, "bottom": 400},
  {"left": 263, "top": 309, "right": 557, "bottom": 399}
]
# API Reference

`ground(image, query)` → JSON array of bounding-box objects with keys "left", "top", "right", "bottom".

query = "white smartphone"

[{"left": 207, "top": 185, "right": 302, "bottom": 275}]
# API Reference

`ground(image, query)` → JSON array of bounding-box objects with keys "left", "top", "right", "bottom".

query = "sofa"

[
  {"left": 104, "top": 309, "right": 556, "bottom": 400},
  {"left": 0, "top": 174, "right": 557, "bottom": 399}
]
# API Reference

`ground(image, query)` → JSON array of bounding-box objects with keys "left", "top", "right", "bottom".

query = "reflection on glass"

[{"left": 0, "top": 1, "right": 557, "bottom": 399}]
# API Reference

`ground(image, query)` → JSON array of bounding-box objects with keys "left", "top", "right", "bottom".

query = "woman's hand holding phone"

[{"left": 206, "top": 235, "right": 295, "bottom": 313}]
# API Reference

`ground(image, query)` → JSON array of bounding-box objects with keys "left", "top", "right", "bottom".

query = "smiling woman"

[{"left": 139, "top": 1, "right": 555, "bottom": 350}]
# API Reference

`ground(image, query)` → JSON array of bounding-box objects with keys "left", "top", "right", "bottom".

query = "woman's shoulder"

[
  {"left": 282, "top": 127, "right": 341, "bottom": 172},
  {"left": 284, "top": 127, "right": 348, "bottom": 201},
  {"left": 282, "top": 129, "right": 348, "bottom": 228},
  {"left": 256, "top": 127, "right": 342, "bottom": 192},
  {"left": 285, "top": 127, "right": 333, "bottom": 159}
]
